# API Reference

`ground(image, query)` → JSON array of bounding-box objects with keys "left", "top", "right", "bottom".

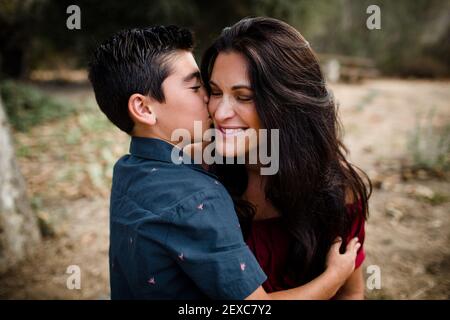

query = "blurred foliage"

[
  {"left": 253, "top": 0, "right": 450, "bottom": 77},
  {"left": 407, "top": 108, "right": 450, "bottom": 174},
  {"left": 0, "top": 0, "right": 449, "bottom": 78},
  {"left": 0, "top": 0, "right": 46, "bottom": 78},
  {"left": 0, "top": 80, "right": 76, "bottom": 131}
]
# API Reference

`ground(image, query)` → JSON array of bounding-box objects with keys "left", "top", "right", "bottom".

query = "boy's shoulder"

[
  {"left": 112, "top": 153, "right": 219, "bottom": 188},
  {"left": 111, "top": 153, "right": 231, "bottom": 213}
]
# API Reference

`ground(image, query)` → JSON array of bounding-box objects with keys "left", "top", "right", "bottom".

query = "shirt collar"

[{"left": 129, "top": 136, "right": 217, "bottom": 179}]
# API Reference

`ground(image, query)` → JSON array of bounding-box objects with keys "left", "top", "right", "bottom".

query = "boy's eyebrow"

[
  {"left": 183, "top": 71, "right": 201, "bottom": 83},
  {"left": 209, "top": 80, "right": 252, "bottom": 91}
]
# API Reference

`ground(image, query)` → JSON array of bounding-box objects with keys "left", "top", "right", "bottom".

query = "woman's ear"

[{"left": 128, "top": 93, "right": 157, "bottom": 126}]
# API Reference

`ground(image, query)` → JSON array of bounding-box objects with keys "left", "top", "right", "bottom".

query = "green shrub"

[
  {"left": 0, "top": 80, "right": 76, "bottom": 131},
  {"left": 407, "top": 108, "right": 450, "bottom": 173}
]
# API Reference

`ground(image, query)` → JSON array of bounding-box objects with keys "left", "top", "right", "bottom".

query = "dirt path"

[
  {"left": 0, "top": 79, "right": 449, "bottom": 299},
  {"left": 336, "top": 79, "right": 450, "bottom": 299}
]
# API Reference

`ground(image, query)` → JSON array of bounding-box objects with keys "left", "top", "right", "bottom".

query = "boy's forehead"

[{"left": 169, "top": 51, "right": 199, "bottom": 78}]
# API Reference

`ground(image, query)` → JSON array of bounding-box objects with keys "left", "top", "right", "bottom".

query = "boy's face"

[{"left": 154, "top": 50, "right": 210, "bottom": 144}]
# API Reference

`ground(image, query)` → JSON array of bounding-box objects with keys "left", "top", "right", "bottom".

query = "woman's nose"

[{"left": 214, "top": 98, "right": 235, "bottom": 122}]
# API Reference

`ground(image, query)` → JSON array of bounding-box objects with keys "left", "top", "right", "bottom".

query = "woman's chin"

[{"left": 215, "top": 142, "right": 251, "bottom": 159}]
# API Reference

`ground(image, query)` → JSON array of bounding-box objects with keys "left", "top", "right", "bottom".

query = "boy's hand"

[{"left": 325, "top": 237, "right": 361, "bottom": 286}]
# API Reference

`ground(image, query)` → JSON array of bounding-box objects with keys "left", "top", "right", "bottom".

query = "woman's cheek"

[{"left": 207, "top": 100, "right": 217, "bottom": 117}]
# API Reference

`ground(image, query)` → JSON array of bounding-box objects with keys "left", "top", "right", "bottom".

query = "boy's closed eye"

[
  {"left": 183, "top": 71, "right": 203, "bottom": 92},
  {"left": 190, "top": 83, "right": 202, "bottom": 92}
]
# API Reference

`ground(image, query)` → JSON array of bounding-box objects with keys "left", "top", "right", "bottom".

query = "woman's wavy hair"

[{"left": 201, "top": 17, "right": 372, "bottom": 284}]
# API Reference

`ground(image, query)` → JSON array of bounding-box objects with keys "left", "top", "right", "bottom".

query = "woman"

[{"left": 201, "top": 17, "right": 371, "bottom": 299}]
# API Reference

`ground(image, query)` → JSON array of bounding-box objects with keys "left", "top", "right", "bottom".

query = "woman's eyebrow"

[
  {"left": 209, "top": 80, "right": 252, "bottom": 90},
  {"left": 209, "top": 80, "right": 219, "bottom": 87},
  {"left": 231, "top": 84, "right": 252, "bottom": 90}
]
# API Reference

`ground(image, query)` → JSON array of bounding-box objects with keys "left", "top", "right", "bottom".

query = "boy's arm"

[{"left": 245, "top": 237, "right": 361, "bottom": 300}]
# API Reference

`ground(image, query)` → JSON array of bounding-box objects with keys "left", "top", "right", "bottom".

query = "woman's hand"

[
  {"left": 246, "top": 237, "right": 361, "bottom": 300},
  {"left": 325, "top": 237, "right": 361, "bottom": 287}
]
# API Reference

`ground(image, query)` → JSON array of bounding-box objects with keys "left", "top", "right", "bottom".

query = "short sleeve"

[
  {"left": 165, "top": 188, "right": 267, "bottom": 300},
  {"left": 346, "top": 201, "right": 366, "bottom": 269}
]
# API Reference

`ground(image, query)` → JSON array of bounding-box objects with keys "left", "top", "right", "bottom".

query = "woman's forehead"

[{"left": 210, "top": 52, "right": 250, "bottom": 87}]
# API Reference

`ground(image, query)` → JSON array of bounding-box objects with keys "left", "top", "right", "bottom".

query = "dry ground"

[{"left": 0, "top": 79, "right": 448, "bottom": 299}]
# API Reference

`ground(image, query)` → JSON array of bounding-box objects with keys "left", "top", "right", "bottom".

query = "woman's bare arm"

[
  {"left": 333, "top": 266, "right": 365, "bottom": 300},
  {"left": 245, "top": 267, "right": 345, "bottom": 300},
  {"left": 245, "top": 237, "right": 361, "bottom": 300}
]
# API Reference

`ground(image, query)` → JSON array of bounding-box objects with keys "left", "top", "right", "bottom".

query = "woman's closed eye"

[
  {"left": 210, "top": 92, "right": 252, "bottom": 102},
  {"left": 237, "top": 95, "right": 253, "bottom": 102},
  {"left": 210, "top": 90, "right": 222, "bottom": 97}
]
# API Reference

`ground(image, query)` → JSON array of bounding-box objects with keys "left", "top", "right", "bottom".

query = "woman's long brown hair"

[{"left": 201, "top": 17, "right": 372, "bottom": 284}]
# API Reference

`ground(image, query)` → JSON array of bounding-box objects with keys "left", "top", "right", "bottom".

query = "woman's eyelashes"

[
  {"left": 210, "top": 90, "right": 222, "bottom": 97},
  {"left": 237, "top": 95, "right": 253, "bottom": 102},
  {"left": 210, "top": 90, "right": 253, "bottom": 102}
]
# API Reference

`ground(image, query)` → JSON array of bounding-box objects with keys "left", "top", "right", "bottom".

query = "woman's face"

[{"left": 207, "top": 51, "right": 262, "bottom": 158}]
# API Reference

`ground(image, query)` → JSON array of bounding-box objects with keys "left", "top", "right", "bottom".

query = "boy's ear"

[{"left": 128, "top": 93, "right": 157, "bottom": 126}]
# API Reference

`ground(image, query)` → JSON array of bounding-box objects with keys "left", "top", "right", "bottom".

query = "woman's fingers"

[
  {"left": 346, "top": 237, "right": 360, "bottom": 253},
  {"left": 330, "top": 237, "right": 361, "bottom": 256}
]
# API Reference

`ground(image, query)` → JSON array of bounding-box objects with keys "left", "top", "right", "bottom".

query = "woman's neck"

[{"left": 243, "top": 165, "right": 281, "bottom": 221}]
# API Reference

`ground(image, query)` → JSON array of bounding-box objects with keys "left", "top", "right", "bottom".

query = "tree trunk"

[{"left": 0, "top": 95, "right": 41, "bottom": 273}]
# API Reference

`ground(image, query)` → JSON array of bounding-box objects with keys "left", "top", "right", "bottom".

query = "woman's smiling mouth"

[{"left": 217, "top": 126, "right": 249, "bottom": 137}]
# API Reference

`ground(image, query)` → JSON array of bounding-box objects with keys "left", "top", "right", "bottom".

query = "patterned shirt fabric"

[{"left": 109, "top": 137, "right": 267, "bottom": 299}]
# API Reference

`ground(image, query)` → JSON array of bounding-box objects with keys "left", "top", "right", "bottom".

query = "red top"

[{"left": 245, "top": 203, "right": 366, "bottom": 293}]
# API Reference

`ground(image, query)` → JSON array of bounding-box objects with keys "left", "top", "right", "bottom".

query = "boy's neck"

[
  {"left": 131, "top": 127, "right": 177, "bottom": 147},
  {"left": 132, "top": 131, "right": 210, "bottom": 170}
]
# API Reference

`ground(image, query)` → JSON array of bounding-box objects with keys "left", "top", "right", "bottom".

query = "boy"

[{"left": 88, "top": 26, "right": 360, "bottom": 299}]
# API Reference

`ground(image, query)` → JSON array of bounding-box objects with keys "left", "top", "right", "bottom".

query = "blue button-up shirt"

[{"left": 109, "top": 137, "right": 266, "bottom": 299}]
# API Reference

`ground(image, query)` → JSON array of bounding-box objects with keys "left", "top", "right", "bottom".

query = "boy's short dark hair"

[{"left": 88, "top": 26, "right": 194, "bottom": 133}]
